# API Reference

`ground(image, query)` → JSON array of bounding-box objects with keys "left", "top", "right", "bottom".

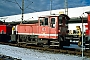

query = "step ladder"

[{"left": 50, "top": 41, "right": 59, "bottom": 47}]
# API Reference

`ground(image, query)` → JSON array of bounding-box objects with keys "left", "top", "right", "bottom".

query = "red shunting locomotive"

[{"left": 11, "top": 14, "right": 70, "bottom": 48}]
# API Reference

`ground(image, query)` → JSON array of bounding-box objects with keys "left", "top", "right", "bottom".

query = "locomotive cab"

[
  {"left": 38, "top": 14, "right": 70, "bottom": 48},
  {"left": 38, "top": 14, "right": 70, "bottom": 38}
]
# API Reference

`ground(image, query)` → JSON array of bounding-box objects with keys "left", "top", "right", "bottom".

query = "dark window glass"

[
  {"left": 51, "top": 18, "right": 55, "bottom": 28},
  {"left": 40, "top": 18, "right": 44, "bottom": 25},
  {"left": 40, "top": 18, "right": 48, "bottom": 26},
  {"left": 45, "top": 18, "right": 48, "bottom": 25},
  {"left": 59, "top": 16, "right": 62, "bottom": 24},
  {"left": 51, "top": 18, "right": 55, "bottom": 24}
]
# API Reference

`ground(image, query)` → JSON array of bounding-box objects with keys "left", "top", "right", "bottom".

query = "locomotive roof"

[
  {"left": 39, "top": 14, "right": 60, "bottom": 17},
  {"left": 85, "top": 11, "right": 90, "bottom": 14},
  {"left": 39, "top": 14, "right": 70, "bottom": 20}
]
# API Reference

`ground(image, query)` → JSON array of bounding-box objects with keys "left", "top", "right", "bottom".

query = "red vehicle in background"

[
  {"left": 84, "top": 12, "right": 90, "bottom": 49},
  {"left": 0, "top": 21, "right": 12, "bottom": 42}
]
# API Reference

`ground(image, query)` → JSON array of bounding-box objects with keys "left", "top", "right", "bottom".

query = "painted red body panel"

[
  {"left": 17, "top": 24, "right": 38, "bottom": 35},
  {"left": 17, "top": 24, "right": 58, "bottom": 39},
  {"left": 38, "top": 26, "right": 50, "bottom": 38},
  {"left": 0, "top": 25, "right": 12, "bottom": 34},
  {"left": 85, "top": 25, "right": 88, "bottom": 35},
  {"left": 0, "top": 25, "right": 6, "bottom": 33},
  {"left": 88, "top": 14, "right": 90, "bottom": 31},
  {"left": 85, "top": 14, "right": 90, "bottom": 35},
  {"left": 38, "top": 26, "right": 58, "bottom": 39}
]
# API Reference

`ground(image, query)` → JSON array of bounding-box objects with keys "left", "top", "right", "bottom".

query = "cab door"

[
  {"left": 49, "top": 17, "right": 58, "bottom": 39},
  {"left": 38, "top": 17, "right": 50, "bottom": 38}
]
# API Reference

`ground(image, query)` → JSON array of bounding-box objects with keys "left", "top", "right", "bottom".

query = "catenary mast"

[
  {"left": 65, "top": 0, "right": 68, "bottom": 15},
  {"left": 21, "top": 0, "right": 24, "bottom": 24}
]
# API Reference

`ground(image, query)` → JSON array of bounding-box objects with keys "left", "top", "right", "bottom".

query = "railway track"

[{"left": 0, "top": 42, "right": 90, "bottom": 58}]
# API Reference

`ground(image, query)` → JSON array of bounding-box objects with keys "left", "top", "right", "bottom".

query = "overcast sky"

[{"left": 0, "top": 0, "right": 90, "bottom": 17}]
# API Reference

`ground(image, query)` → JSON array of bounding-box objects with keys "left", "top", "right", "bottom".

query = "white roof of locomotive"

[
  {"left": 39, "top": 14, "right": 62, "bottom": 18},
  {"left": 0, "top": 6, "right": 90, "bottom": 22}
]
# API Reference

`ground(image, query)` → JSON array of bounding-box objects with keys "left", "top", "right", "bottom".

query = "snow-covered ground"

[{"left": 0, "top": 44, "right": 90, "bottom": 60}]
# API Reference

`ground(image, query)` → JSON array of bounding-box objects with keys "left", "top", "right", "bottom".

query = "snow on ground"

[{"left": 0, "top": 44, "right": 90, "bottom": 60}]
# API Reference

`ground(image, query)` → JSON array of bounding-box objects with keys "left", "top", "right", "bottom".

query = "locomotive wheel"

[{"left": 78, "top": 41, "right": 82, "bottom": 47}]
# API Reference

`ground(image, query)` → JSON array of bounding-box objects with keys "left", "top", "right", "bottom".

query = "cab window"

[
  {"left": 45, "top": 18, "right": 48, "bottom": 25},
  {"left": 59, "top": 16, "right": 62, "bottom": 24},
  {"left": 51, "top": 18, "right": 55, "bottom": 28},
  {"left": 40, "top": 18, "right": 44, "bottom": 26},
  {"left": 40, "top": 18, "right": 48, "bottom": 26},
  {"left": 51, "top": 18, "right": 55, "bottom": 24}
]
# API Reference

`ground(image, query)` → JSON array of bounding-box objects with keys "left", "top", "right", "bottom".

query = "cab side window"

[
  {"left": 51, "top": 18, "right": 55, "bottom": 24},
  {"left": 51, "top": 18, "right": 55, "bottom": 28},
  {"left": 45, "top": 18, "right": 48, "bottom": 25},
  {"left": 40, "top": 18, "right": 44, "bottom": 26},
  {"left": 40, "top": 18, "right": 48, "bottom": 26},
  {"left": 59, "top": 16, "right": 62, "bottom": 24}
]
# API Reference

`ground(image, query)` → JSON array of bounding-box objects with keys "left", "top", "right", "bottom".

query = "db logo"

[{"left": 42, "top": 28, "right": 46, "bottom": 31}]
